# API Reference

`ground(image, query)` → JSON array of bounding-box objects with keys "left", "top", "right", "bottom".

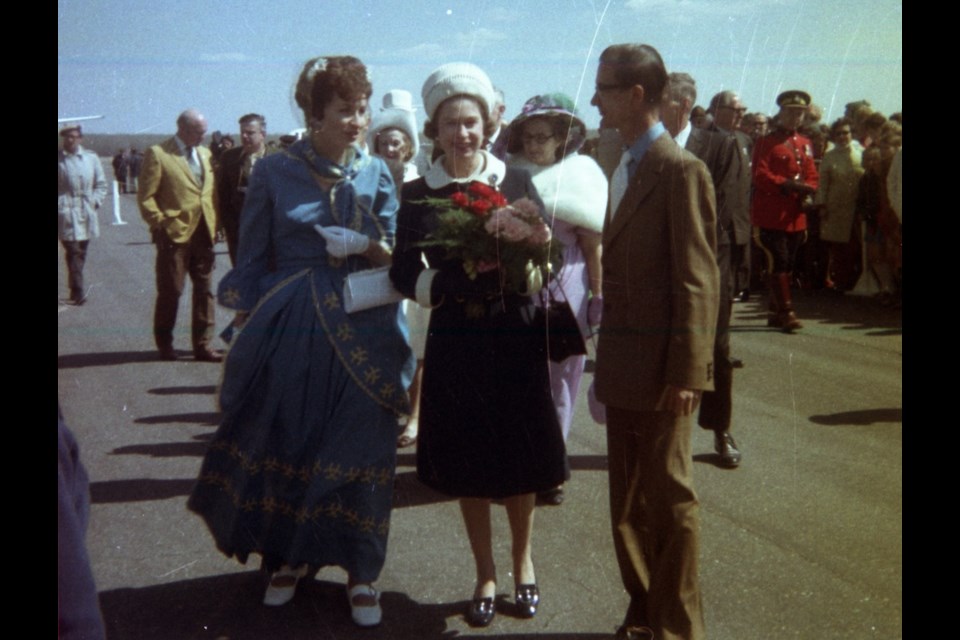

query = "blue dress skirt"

[{"left": 188, "top": 142, "right": 413, "bottom": 581}]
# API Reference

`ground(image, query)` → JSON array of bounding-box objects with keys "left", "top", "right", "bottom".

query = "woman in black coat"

[{"left": 390, "top": 63, "right": 567, "bottom": 627}]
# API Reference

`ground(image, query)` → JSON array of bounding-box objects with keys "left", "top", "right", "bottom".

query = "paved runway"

[{"left": 58, "top": 184, "right": 902, "bottom": 639}]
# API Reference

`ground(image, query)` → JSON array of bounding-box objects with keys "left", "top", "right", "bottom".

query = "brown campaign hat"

[{"left": 776, "top": 90, "right": 812, "bottom": 109}]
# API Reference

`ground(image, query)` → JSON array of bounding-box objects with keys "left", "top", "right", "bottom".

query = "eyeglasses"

[
  {"left": 720, "top": 106, "right": 748, "bottom": 114},
  {"left": 522, "top": 134, "right": 555, "bottom": 145},
  {"left": 595, "top": 82, "right": 633, "bottom": 93}
]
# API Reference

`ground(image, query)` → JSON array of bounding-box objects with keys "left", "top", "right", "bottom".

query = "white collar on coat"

[{"left": 424, "top": 150, "right": 506, "bottom": 189}]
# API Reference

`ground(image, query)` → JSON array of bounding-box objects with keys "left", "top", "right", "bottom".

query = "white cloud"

[{"left": 454, "top": 27, "right": 508, "bottom": 48}]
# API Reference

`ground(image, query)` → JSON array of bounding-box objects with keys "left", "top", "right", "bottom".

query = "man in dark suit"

[
  {"left": 138, "top": 109, "right": 220, "bottom": 362},
  {"left": 592, "top": 45, "right": 719, "bottom": 640},
  {"left": 663, "top": 73, "right": 742, "bottom": 468},
  {"left": 216, "top": 113, "right": 271, "bottom": 265},
  {"left": 708, "top": 90, "right": 754, "bottom": 302}
]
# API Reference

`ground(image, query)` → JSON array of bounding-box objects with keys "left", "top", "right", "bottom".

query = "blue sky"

[{"left": 58, "top": 0, "right": 902, "bottom": 135}]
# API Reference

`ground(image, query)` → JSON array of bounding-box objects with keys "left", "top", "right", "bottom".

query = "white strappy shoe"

[
  {"left": 346, "top": 583, "right": 382, "bottom": 627},
  {"left": 263, "top": 564, "right": 307, "bottom": 606}
]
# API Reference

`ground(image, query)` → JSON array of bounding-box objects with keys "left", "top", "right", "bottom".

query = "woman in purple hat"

[{"left": 506, "top": 94, "right": 608, "bottom": 505}]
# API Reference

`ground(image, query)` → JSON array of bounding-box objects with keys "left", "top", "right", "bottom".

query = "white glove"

[{"left": 314, "top": 225, "right": 370, "bottom": 258}]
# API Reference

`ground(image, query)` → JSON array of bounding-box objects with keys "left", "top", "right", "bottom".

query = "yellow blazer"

[
  {"left": 595, "top": 133, "right": 720, "bottom": 411},
  {"left": 137, "top": 137, "right": 217, "bottom": 243}
]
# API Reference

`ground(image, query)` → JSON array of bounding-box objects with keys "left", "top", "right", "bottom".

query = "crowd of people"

[
  {"left": 696, "top": 93, "right": 903, "bottom": 307},
  {"left": 58, "top": 43, "right": 900, "bottom": 640}
]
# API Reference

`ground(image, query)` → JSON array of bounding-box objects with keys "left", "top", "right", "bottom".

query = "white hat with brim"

[
  {"left": 367, "top": 89, "right": 420, "bottom": 159},
  {"left": 421, "top": 62, "right": 495, "bottom": 124}
]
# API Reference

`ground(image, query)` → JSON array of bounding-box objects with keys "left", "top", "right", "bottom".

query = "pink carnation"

[
  {"left": 510, "top": 197, "right": 542, "bottom": 220},
  {"left": 528, "top": 221, "right": 552, "bottom": 245},
  {"left": 485, "top": 208, "right": 533, "bottom": 242}
]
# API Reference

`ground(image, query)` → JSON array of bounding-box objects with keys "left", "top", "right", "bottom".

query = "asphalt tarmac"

[{"left": 58, "top": 184, "right": 902, "bottom": 640}]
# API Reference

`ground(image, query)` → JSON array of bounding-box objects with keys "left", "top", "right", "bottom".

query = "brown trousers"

[
  {"left": 606, "top": 406, "right": 705, "bottom": 640},
  {"left": 153, "top": 224, "right": 216, "bottom": 352}
]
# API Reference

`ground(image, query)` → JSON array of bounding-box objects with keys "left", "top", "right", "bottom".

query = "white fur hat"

[
  {"left": 421, "top": 62, "right": 495, "bottom": 123},
  {"left": 368, "top": 89, "right": 420, "bottom": 158}
]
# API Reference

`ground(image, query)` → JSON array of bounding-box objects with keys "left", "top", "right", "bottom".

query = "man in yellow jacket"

[{"left": 138, "top": 109, "right": 220, "bottom": 361}]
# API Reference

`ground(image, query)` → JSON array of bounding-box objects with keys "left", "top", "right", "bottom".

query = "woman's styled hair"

[{"left": 294, "top": 56, "right": 372, "bottom": 122}]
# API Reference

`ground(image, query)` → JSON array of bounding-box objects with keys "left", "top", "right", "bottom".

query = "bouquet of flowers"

[{"left": 416, "top": 181, "right": 562, "bottom": 295}]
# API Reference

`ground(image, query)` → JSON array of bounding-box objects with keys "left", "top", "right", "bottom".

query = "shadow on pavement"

[
  {"left": 149, "top": 385, "right": 218, "bottom": 396},
  {"left": 89, "top": 452, "right": 611, "bottom": 508},
  {"left": 111, "top": 440, "right": 210, "bottom": 458},
  {"left": 732, "top": 290, "right": 902, "bottom": 335},
  {"left": 809, "top": 407, "right": 902, "bottom": 426},
  {"left": 90, "top": 478, "right": 195, "bottom": 504},
  {"left": 134, "top": 412, "right": 220, "bottom": 426},
  {"left": 58, "top": 351, "right": 161, "bottom": 369},
  {"left": 100, "top": 573, "right": 611, "bottom": 640}
]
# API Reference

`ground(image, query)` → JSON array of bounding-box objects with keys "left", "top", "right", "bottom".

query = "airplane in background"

[{"left": 58, "top": 115, "right": 104, "bottom": 125}]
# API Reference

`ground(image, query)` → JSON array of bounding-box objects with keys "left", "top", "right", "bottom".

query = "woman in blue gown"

[{"left": 188, "top": 56, "right": 413, "bottom": 628}]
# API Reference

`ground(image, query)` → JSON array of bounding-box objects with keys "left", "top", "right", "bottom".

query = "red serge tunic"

[{"left": 751, "top": 129, "right": 819, "bottom": 232}]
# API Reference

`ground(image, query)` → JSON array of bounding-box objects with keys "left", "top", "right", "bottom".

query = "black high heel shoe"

[
  {"left": 515, "top": 583, "right": 540, "bottom": 618},
  {"left": 466, "top": 596, "right": 496, "bottom": 627}
]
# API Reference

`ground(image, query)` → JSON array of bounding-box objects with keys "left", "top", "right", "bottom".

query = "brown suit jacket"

[
  {"left": 138, "top": 137, "right": 217, "bottom": 243},
  {"left": 595, "top": 132, "right": 720, "bottom": 411}
]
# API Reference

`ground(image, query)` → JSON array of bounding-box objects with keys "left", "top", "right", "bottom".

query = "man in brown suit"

[
  {"left": 662, "top": 73, "right": 743, "bottom": 468},
  {"left": 138, "top": 109, "right": 220, "bottom": 362},
  {"left": 591, "top": 44, "right": 719, "bottom": 640}
]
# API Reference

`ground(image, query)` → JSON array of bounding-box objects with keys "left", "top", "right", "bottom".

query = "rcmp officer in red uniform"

[{"left": 751, "top": 90, "right": 819, "bottom": 331}]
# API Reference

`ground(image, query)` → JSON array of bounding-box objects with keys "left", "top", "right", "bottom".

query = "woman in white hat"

[
  {"left": 389, "top": 63, "right": 567, "bottom": 627},
  {"left": 368, "top": 89, "right": 421, "bottom": 187},
  {"left": 368, "top": 90, "right": 427, "bottom": 448}
]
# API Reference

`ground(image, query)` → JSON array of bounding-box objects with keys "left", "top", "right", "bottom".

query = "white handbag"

[{"left": 343, "top": 266, "right": 405, "bottom": 313}]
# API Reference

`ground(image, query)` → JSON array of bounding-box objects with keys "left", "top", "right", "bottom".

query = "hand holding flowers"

[{"left": 416, "top": 181, "right": 561, "bottom": 295}]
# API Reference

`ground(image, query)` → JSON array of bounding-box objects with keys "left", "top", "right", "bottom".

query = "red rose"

[
  {"left": 469, "top": 199, "right": 493, "bottom": 216},
  {"left": 450, "top": 192, "right": 470, "bottom": 209},
  {"left": 468, "top": 182, "right": 496, "bottom": 199},
  {"left": 490, "top": 192, "right": 508, "bottom": 207}
]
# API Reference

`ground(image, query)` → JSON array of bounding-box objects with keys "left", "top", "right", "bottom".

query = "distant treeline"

[{"left": 58, "top": 133, "right": 284, "bottom": 156}]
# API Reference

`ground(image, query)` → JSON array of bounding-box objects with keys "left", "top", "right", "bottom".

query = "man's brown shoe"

[{"left": 194, "top": 347, "right": 223, "bottom": 363}]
